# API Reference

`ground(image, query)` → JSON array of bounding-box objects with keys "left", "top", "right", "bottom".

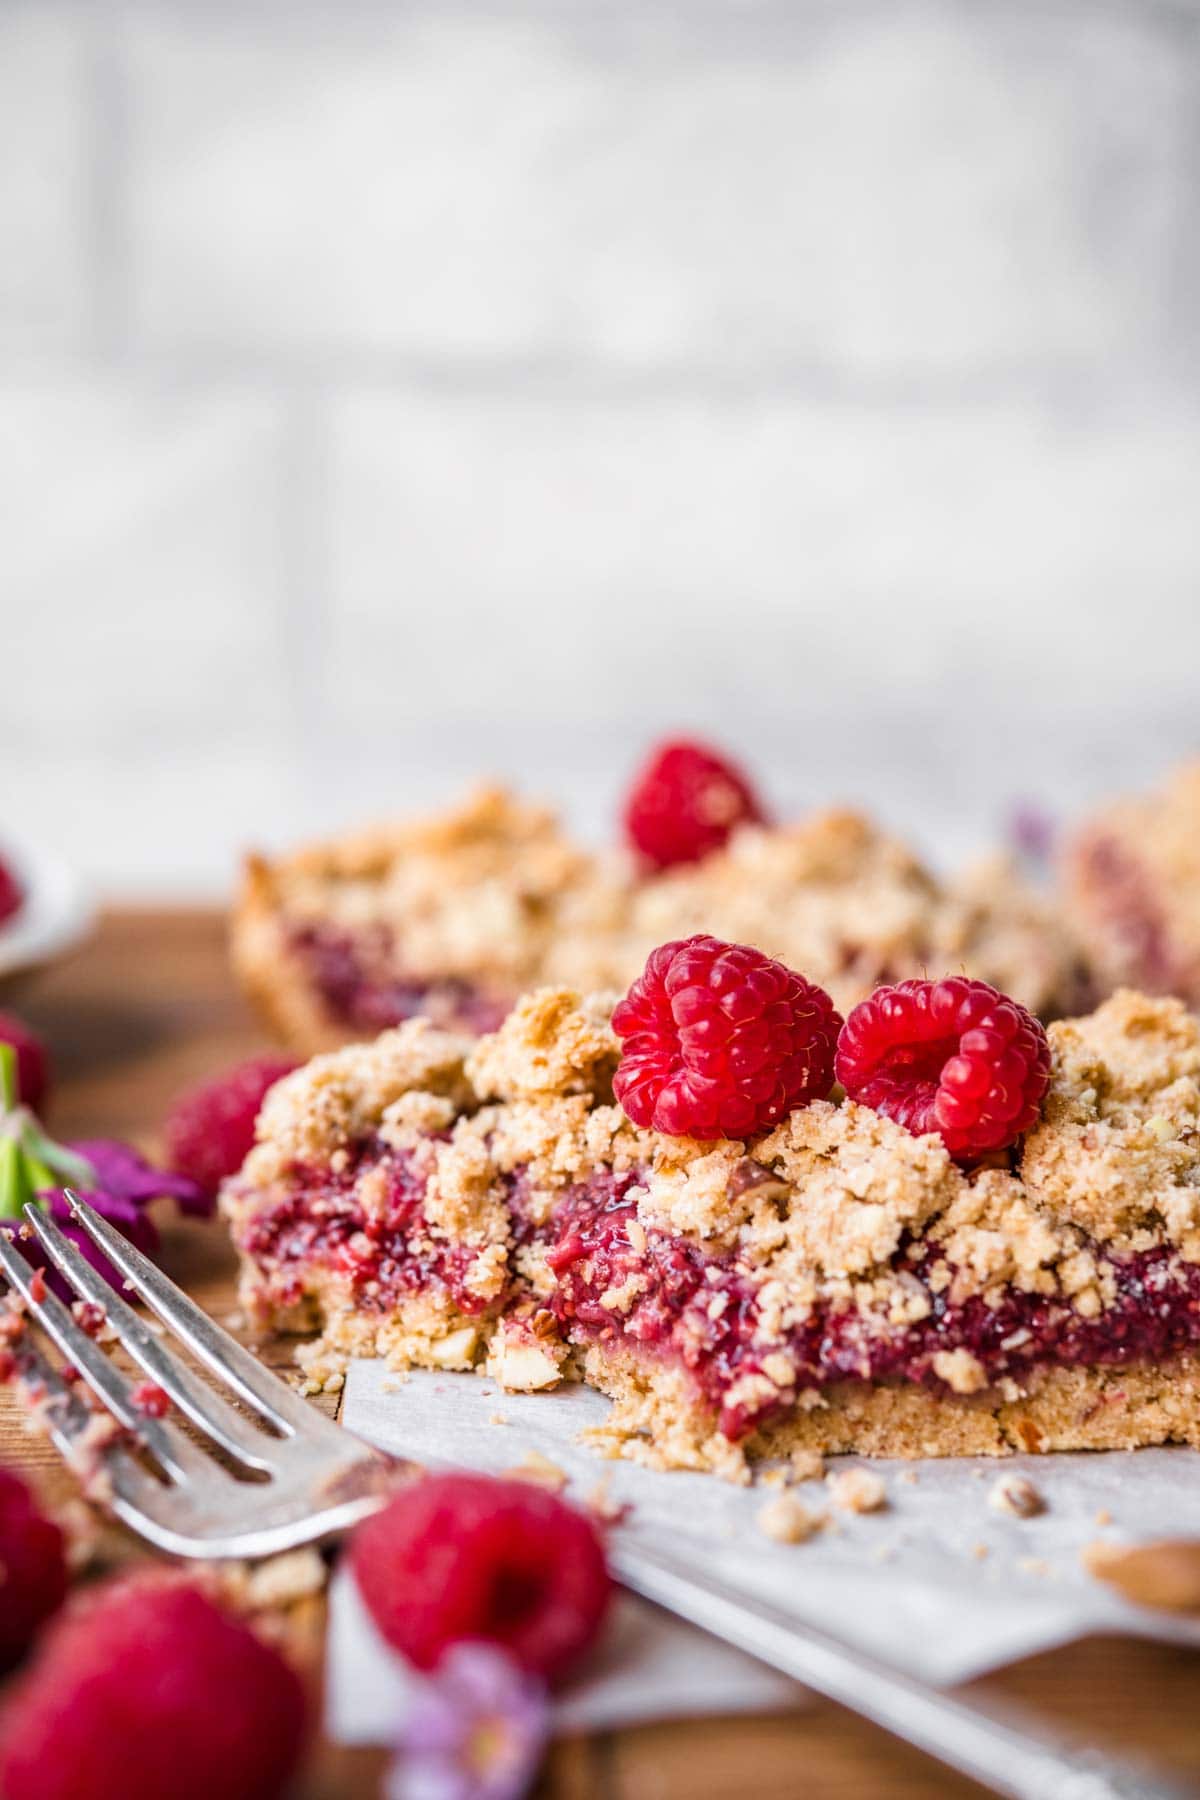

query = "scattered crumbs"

[
  {"left": 970, "top": 1467, "right": 987, "bottom": 1480},
  {"left": 787, "top": 1448, "right": 825, "bottom": 1484},
  {"left": 381, "top": 1378, "right": 408, "bottom": 1395},
  {"left": 488, "top": 1411, "right": 510, "bottom": 1426},
  {"left": 757, "top": 1495, "right": 825, "bottom": 1545},
  {"left": 505, "top": 1450, "right": 567, "bottom": 1492},
  {"left": 899, "top": 1470, "right": 919, "bottom": 1487},
  {"left": 870, "top": 1542, "right": 896, "bottom": 1563},
  {"left": 828, "top": 1468, "right": 888, "bottom": 1515},
  {"left": 971, "top": 1542, "right": 991, "bottom": 1561},
  {"left": 1017, "top": 1557, "right": 1051, "bottom": 1578},
  {"left": 988, "top": 1474, "right": 1045, "bottom": 1520},
  {"left": 759, "top": 1468, "right": 787, "bottom": 1491},
  {"left": 1095, "top": 1508, "right": 1113, "bottom": 1527}
]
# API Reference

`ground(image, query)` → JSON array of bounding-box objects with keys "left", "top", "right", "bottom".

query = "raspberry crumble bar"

[
  {"left": 233, "top": 786, "right": 1090, "bottom": 1054},
  {"left": 1065, "top": 762, "right": 1200, "bottom": 1007},
  {"left": 223, "top": 984, "right": 1200, "bottom": 1478}
]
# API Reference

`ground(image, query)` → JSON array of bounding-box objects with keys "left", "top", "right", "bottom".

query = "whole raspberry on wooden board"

[
  {"left": 835, "top": 975, "right": 1051, "bottom": 1164},
  {"left": 612, "top": 933, "right": 842, "bottom": 1139}
]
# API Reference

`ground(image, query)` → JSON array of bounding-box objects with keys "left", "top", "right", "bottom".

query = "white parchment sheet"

[{"left": 327, "top": 1361, "right": 1200, "bottom": 1744}]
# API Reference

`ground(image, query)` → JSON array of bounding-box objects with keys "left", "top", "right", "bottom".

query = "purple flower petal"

[
  {"left": 2, "top": 1189, "right": 161, "bottom": 1303},
  {"left": 387, "top": 1646, "right": 548, "bottom": 1800},
  {"left": 70, "top": 1139, "right": 211, "bottom": 1218}
]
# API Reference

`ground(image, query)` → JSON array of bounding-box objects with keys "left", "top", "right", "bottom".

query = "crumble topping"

[
  {"left": 246, "top": 1021, "right": 473, "bottom": 1181},
  {"left": 1021, "top": 991, "right": 1200, "bottom": 1252},
  {"left": 235, "top": 786, "right": 1091, "bottom": 1053},
  {"left": 465, "top": 986, "right": 620, "bottom": 1101}
]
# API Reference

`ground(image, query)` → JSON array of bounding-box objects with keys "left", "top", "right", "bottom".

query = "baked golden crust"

[
  {"left": 1065, "top": 762, "right": 1200, "bottom": 1005},
  {"left": 223, "top": 984, "right": 1200, "bottom": 1475},
  {"left": 232, "top": 787, "right": 1092, "bottom": 1053}
]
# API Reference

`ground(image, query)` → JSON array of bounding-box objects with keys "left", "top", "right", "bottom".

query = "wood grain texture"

[{"left": 3, "top": 911, "right": 1199, "bottom": 1799}]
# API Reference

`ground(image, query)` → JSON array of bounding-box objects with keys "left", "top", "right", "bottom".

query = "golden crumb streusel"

[
  {"left": 223, "top": 986, "right": 1200, "bottom": 1477},
  {"left": 234, "top": 786, "right": 1092, "bottom": 1055}
]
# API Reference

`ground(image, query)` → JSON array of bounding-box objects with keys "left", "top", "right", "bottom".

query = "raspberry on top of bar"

[{"left": 223, "top": 970, "right": 1200, "bottom": 1479}]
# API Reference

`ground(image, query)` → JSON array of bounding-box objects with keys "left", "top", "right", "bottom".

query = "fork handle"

[{"left": 610, "top": 1538, "right": 1184, "bottom": 1800}]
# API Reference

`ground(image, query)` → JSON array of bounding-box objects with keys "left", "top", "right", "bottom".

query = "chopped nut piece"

[
  {"left": 757, "top": 1495, "right": 824, "bottom": 1544},
  {"left": 488, "top": 1411, "right": 510, "bottom": 1426},
  {"left": 486, "top": 1337, "right": 563, "bottom": 1392},
  {"left": 1083, "top": 1539, "right": 1200, "bottom": 1612},
  {"left": 988, "top": 1474, "right": 1045, "bottom": 1519},
  {"left": 827, "top": 1468, "right": 888, "bottom": 1514},
  {"left": 1095, "top": 1508, "right": 1113, "bottom": 1527}
]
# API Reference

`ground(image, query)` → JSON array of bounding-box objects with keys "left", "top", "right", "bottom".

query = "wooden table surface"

[{"left": 4, "top": 910, "right": 1200, "bottom": 1800}]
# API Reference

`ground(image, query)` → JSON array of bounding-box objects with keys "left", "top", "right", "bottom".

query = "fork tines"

[{"left": 0, "top": 1191, "right": 389, "bottom": 1559}]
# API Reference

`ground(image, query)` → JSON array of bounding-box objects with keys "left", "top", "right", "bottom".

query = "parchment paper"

[{"left": 327, "top": 1359, "right": 1200, "bottom": 1744}]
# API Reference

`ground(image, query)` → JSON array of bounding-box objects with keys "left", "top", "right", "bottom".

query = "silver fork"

[{"left": 0, "top": 1192, "right": 1186, "bottom": 1800}]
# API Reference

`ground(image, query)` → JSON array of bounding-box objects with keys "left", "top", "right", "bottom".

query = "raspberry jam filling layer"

[
  {"left": 238, "top": 1144, "right": 1200, "bottom": 1440},
  {"left": 237, "top": 1144, "right": 496, "bottom": 1322},
  {"left": 286, "top": 923, "right": 510, "bottom": 1035}
]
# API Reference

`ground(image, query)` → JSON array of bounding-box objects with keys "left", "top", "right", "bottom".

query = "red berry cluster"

[{"left": 611, "top": 937, "right": 1050, "bottom": 1161}]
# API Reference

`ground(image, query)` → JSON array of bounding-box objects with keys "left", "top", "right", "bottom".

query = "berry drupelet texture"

[
  {"left": 835, "top": 975, "right": 1051, "bottom": 1163},
  {"left": 612, "top": 934, "right": 842, "bottom": 1139}
]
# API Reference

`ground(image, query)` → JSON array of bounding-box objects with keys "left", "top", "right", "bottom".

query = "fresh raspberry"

[
  {"left": 835, "top": 976, "right": 1051, "bottom": 1164},
  {"left": 164, "top": 1055, "right": 298, "bottom": 1195},
  {"left": 0, "top": 1576, "right": 307, "bottom": 1800},
  {"left": 623, "top": 738, "right": 766, "bottom": 869},
  {"left": 351, "top": 1472, "right": 611, "bottom": 1682},
  {"left": 0, "top": 1470, "right": 67, "bottom": 1672},
  {"left": 0, "top": 1012, "right": 49, "bottom": 1112},
  {"left": 612, "top": 934, "right": 842, "bottom": 1140},
  {"left": 0, "top": 859, "right": 22, "bottom": 926}
]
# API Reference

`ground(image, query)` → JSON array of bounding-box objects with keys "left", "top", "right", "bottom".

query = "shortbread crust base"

[{"left": 245, "top": 1264, "right": 1200, "bottom": 1478}]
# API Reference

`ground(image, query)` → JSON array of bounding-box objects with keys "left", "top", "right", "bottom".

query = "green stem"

[
  {"left": 0, "top": 1138, "right": 31, "bottom": 1221},
  {"left": 0, "top": 1043, "right": 16, "bottom": 1114}
]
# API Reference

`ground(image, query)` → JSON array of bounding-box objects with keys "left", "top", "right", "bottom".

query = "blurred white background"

[{"left": 4, "top": 0, "right": 1200, "bottom": 895}]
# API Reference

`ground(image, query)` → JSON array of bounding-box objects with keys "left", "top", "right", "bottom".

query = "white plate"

[{"left": 0, "top": 833, "right": 95, "bottom": 991}]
